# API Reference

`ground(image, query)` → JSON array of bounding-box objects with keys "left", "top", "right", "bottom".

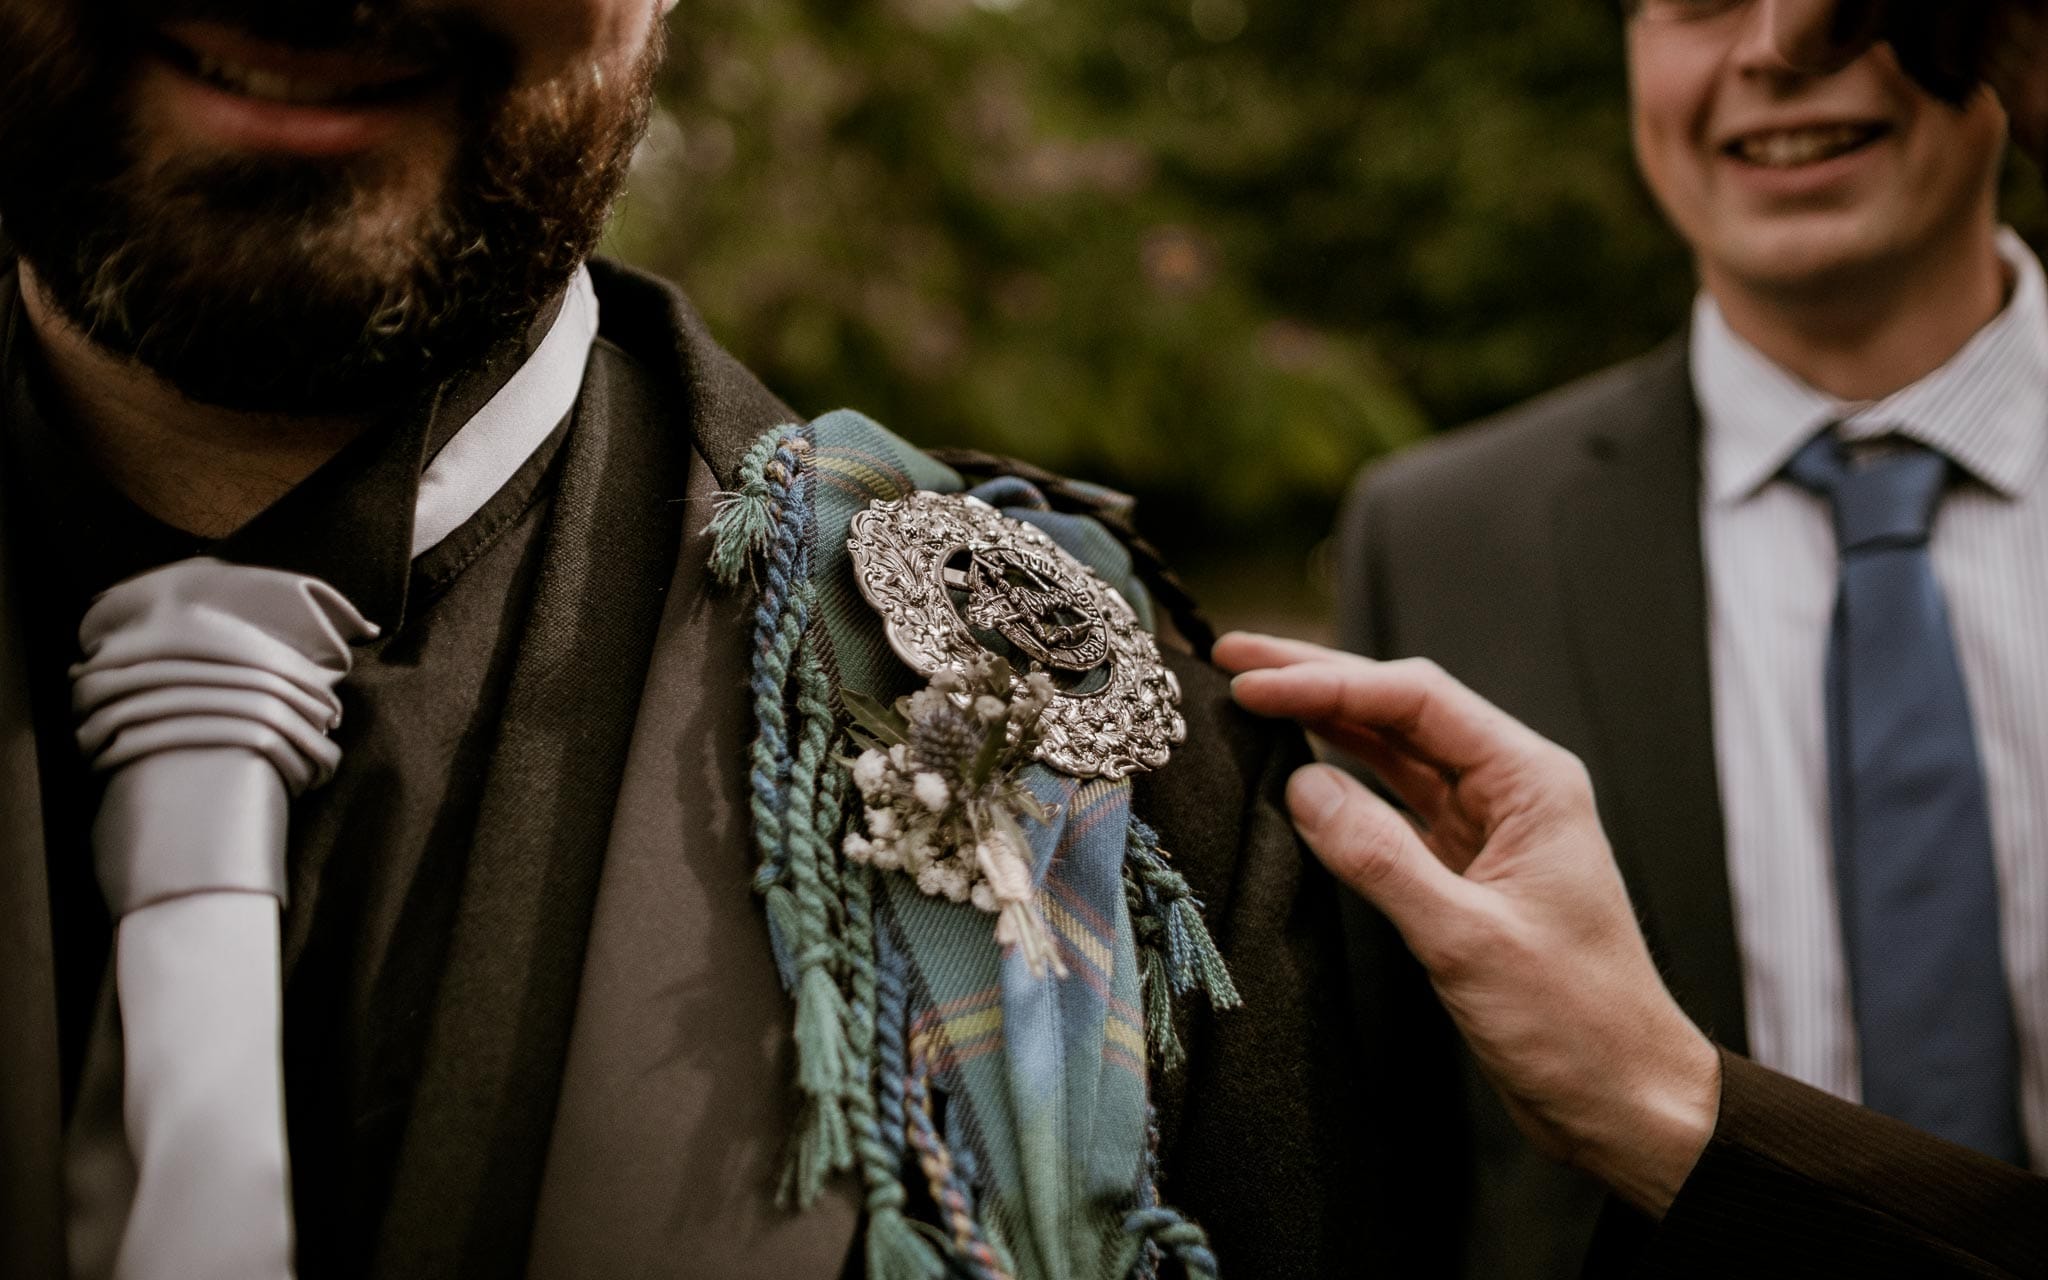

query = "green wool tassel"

[
  {"left": 781, "top": 1094, "right": 856, "bottom": 1209},
  {"left": 1165, "top": 897, "right": 1241, "bottom": 1010},
  {"left": 1137, "top": 934, "right": 1184, "bottom": 1072},
  {"left": 761, "top": 883, "right": 802, "bottom": 988},
  {"left": 1126, "top": 823, "right": 1242, "bottom": 1075},
  {"left": 707, "top": 430, "right": 792, "bottom": 587},
  {"left": 864, "top": 1206, "right": 948, "bottom": 1280},
  {"left": 780, "top": 963, "right": 858, "bottom": 1207},
  {"left": 794, "top": 964, "right": 853, "bottom": 1097}
]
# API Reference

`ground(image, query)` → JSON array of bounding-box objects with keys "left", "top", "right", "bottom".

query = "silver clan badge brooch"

[{"left": 847, "top": 492, "right": 1186, "bottom": 779}]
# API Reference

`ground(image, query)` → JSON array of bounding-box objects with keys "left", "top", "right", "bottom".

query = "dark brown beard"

[{"left": 0, "top": 1, "right": 661, "bottom": 414}]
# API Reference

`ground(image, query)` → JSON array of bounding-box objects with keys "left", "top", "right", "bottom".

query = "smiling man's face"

[
  {"left": 1628, "top": 0, "right": 2007, "bottom": 301},
  {"left": 0, "top": 0, "right": 669, "bottom": 414}
]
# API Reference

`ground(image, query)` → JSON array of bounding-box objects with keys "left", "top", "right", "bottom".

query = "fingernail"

[{"left": 1289, "top": 765, "right": 1345, "bottom": 827}]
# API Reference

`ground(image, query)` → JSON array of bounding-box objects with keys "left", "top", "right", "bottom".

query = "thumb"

[{"left": 1287, "top": 763, "right": 1483, "bottom": 942}]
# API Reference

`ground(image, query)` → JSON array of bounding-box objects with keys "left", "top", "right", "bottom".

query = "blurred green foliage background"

[{"left": 608, "top": 0, "right": 2046, "bottom": 633}]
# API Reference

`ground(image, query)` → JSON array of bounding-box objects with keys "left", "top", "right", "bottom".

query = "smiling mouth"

[
  {"left": 149, "top": 28, "right": 443, "bottom": 109},
  {"left": 1724, "top": 123, "right": 1892, "bottom": 169}
]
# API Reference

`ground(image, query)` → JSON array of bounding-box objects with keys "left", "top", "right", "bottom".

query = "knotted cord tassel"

[
  {"left": 1123, "top": 1208, "right": 1219, "bottom": 1280},
  {"left": 707, "top": 430, "right": 791, "bottom": 589},
  {"left": 1125, "top": 820, "right": 1240, "bottom": 1071}
]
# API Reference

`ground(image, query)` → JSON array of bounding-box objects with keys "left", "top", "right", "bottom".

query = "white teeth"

[{"left": 1732, "top": 125, "right": 1880, "bottom": 168}]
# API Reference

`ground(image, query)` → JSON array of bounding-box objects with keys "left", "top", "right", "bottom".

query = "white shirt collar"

[
  {"left": 410, "top": 266, "right": 600, "bottom": 557},
  {"left": 1694, "top": 227, "right": 2048, "bottom": 505}
]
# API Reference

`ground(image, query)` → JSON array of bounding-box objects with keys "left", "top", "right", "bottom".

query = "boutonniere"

[{"left": 842, "top": 654, "right": 1070, "bottom": 979}]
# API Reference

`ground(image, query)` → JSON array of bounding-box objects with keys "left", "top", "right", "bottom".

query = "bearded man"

[{"left": 0, "top": 3, "right": 1449, "bottom": 1278}]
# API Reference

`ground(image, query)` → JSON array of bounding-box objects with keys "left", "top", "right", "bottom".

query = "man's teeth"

[
  {"left": 193, "top": 53, "right": 361, "bottom": 106},
  {"left": 1731, "top": 126, "right": 1881, "bottom": 168}
]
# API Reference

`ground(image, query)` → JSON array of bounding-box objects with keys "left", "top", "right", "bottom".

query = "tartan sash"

[{"left": 711, "top": 411, "right": 1232, "bottom": 1280}]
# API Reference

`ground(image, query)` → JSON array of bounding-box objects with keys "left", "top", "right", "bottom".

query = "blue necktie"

[{"left": 1784, "top": 431, "right": 2026, "bottom": 1163}]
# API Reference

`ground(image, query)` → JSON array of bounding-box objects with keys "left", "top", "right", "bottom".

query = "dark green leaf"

[
  {"left": 968, "top": 716, "right": 1007, "bottom": 788},
  {"left": 842, "top": 687, "right": 909, "bottom": 746}
]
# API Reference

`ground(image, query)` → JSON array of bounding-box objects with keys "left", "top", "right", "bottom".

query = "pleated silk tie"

[
  {"left": 1784, "top": 431, "right": 2027, "bottom": 1163},
  {"left": 63, "top": 559, "right": 375, "bottom": 1279}
]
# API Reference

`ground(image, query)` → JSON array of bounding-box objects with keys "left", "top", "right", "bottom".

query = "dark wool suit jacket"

[
  {"left": 0, "top": 260, "right": 1453, "bottom": 1278},
  {"left": 1337, "top": 337, "right": 2048, "bottom": 1280}
]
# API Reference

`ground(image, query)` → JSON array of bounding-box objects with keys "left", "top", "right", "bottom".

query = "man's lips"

[
  {"left": 152, "top": 21, "right": 444, "bottom": 110},
  {"left": 139, "top": 21, "right": 452, "bottom": 157},
  {"left": 1719, "top": 121, "right": 1894, "bottom": 169}
]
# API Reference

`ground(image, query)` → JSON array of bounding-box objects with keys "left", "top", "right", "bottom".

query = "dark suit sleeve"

[
  {"left": 1141, "top": 652, "right": 1463, "bottom": 1279},
  {"left": 1613, "top": 1049, "right": 2048, "bottom": 1279}
]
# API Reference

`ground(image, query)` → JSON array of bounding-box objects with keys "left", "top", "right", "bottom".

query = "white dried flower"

[
  {"left": 897, "top": 827, "right": 933, "bottom": 872},
  {"left": 941, "top": 865, "right": 972, "bottom": 903},
  {"left": 870, "top": 840, "right": 903, "bottom": 871},
  {"left": 843, "top": 833, "right": 873, "bottom": 863},
  {"left": 888, "top": 744, "right": 912, "bottom": 772},
  {"left": 852, "top": 749, "right": 890, "bottom": 798},
  {"left": 866, "top": 806, "right": 899, "bottom": 839},
  {"left": 917, "top": 863, "right": 949, "bottom": 898},
  {"left": 973, "top": 695, "right": 1007, "bottom": 724},
  {"left": 912, "top": 771, "right": 952, "bottom": 812},
  {"left": 977, "top": 840, "right": 1034, "bottom": 903},
  {"left": 970, "top": 881, "right": 998, "bottom": 913}
]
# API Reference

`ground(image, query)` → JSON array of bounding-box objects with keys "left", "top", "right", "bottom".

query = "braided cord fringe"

[
  {"left": 905, "top": 1023, "right": 1013, "bottom": 1280},
  {"left": 711, "top": 426, "right": 945, "bottom": 1279},
  {"left": 1124, "top": 1106, "right": 1219, "bottom": 1280},
  {"left": 711, "top": 427, "right": 854, "bottom": 1204},
  {"left": 850, "top": 874, "right": 948, "bottom": 1280}
]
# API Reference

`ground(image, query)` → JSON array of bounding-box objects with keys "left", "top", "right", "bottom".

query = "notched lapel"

[{"left": 1549, "top": 340, "right": 1749, "bottom": 1051}]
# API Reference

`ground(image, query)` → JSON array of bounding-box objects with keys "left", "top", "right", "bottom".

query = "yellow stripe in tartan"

[
  {"left": 1105, "top": 1012, "right": 1146, "bottom": 1060},
  {"left": 1062, "top": 780, "right": 1121, "bottom": 824},
  {"left": 937, "top": 1005, "right": 1004, "bottom": 1049},
  {"left": 1043, "top": 896, "right": 1113, "bottom": 976},
  {"left": 812, "top": 450, "right": 911, "bottom": 500}
]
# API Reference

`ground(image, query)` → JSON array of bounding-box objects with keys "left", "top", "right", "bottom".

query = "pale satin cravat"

[
  {"left": 64, "top": 559, "right": 375, "bottom": 1279},
  {"left": 54, "top": 265, "right": 600, "bottom": 1279}
]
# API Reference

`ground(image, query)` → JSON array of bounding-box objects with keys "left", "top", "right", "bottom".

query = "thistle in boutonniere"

[{"left": 842, "top": 655, "right": 1070, "bottom": 979}]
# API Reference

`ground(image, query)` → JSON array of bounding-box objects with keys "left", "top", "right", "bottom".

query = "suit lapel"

[
  {"left": 524, "top": 264, "right": 856, "bottom": 1278},
  {"left": 1549, "top": 339, "right": 1749, "bottom": 1051},
  {"left": 380, "top": 262, "right": 855, "bottom": 1279},
  {"left": 526, "top": 451, "right": 860, "bottom": 1280},
  {"left": 373, "top": 336, "right": 693, "bottom": 1278},
  {"left": 0, "top": 269, "right": 64, "bottom": 1280}
]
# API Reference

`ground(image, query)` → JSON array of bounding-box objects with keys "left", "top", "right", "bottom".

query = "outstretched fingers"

[
  {"left": 1231, "top": 655, "right": 1544, "bottom": 781},
  {"left": 1212, "top": 630, "right": 1345, "bottom": 673}
]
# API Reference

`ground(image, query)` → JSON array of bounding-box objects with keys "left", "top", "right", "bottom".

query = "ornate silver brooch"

[{"left": 847, "top": 492, "right": 1185, "bottom": 779}]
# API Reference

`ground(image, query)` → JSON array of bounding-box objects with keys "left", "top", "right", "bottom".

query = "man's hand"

[{"left": 1214, "top": 633, "right": 1721, "bottom": 1218}]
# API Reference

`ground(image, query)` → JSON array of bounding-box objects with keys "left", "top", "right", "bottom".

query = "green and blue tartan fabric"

[{"left": 709, "top": 410, "right": 1233, "bottom": 1280}]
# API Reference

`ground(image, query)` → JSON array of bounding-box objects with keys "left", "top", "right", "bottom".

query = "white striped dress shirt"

[{"left": 1694, "top": 228, "right": 2048, "bottom": 1168}]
